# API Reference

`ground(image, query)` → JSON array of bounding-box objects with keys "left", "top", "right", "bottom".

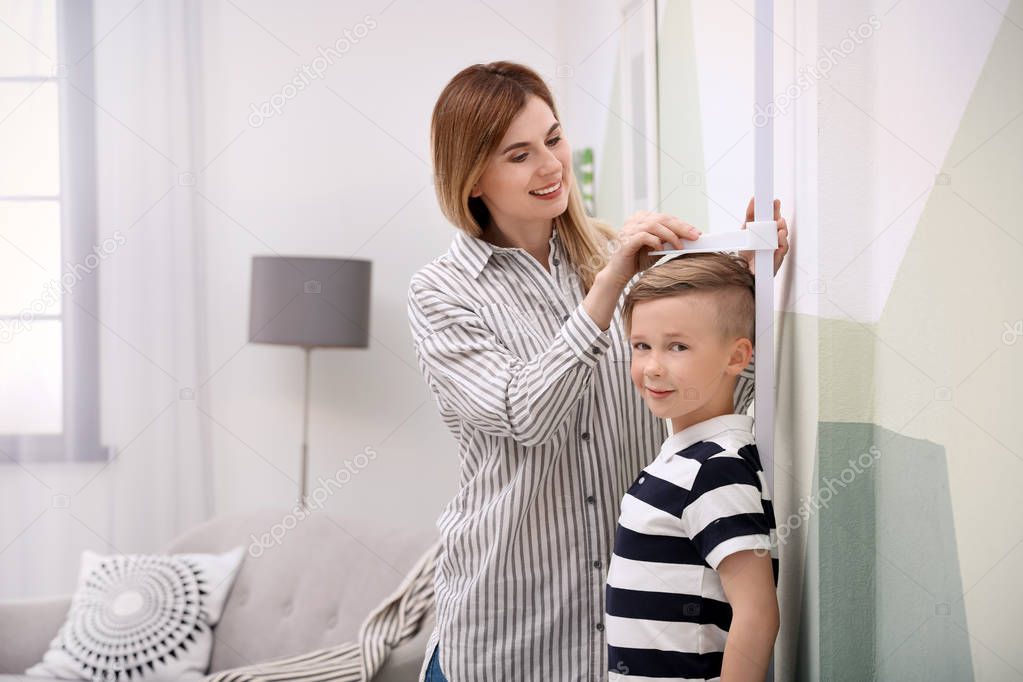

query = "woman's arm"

[
  {"left": 408, "top": 272, "right": 618, "bottom": 447},
  {"left": 734, "top": 360, "right": 755, "bottom": 415},
  {"left": 407, "top": 212, "right": 703, "bottom": 447},
  {"left": 582, "top": 269, "right": 628, "bottom": 333}
]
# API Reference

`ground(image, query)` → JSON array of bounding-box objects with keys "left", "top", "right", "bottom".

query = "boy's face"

[{"left": 628, "top": 292, "right": 752, "bottom": 431}]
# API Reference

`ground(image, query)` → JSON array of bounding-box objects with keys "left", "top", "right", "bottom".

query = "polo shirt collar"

[
  {"left": 657, "top": 413, "right": 754, "bottom": 459},
  {"left": 449, "top": 225, "right": 562, "bottom": 279}
]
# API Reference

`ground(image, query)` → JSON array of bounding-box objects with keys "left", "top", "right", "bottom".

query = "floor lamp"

[{"left": 248, "top": 256, "right": 372, "bottom": 503}]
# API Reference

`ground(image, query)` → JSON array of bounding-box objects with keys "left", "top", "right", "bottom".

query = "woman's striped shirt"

[{"left": 406, "top": 226, "right": 755, "bottom": 682}]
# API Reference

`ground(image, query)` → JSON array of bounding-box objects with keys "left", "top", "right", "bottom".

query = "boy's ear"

[{"left": 726, "top": 338, "right": 754, "bottom": 376}]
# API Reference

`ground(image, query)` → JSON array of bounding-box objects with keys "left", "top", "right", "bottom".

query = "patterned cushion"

[{"left": 25, "top": 547, "right": 244, "bottom": 681}]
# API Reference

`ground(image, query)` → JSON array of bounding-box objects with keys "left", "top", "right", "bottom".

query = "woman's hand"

[
  {"left": 600, "top": 211, "right": 702, "bottom": 289},
  {"left": 740, "top": 197, "right": 790, "bottom": 276}
]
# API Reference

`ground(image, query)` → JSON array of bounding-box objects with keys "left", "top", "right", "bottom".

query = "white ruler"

[{"left": 650, "top": 0, "right": 778, "bottom": 677}]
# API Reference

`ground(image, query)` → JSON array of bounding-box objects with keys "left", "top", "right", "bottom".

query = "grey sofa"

[{"left": 0, "top": 510, "right": 436, "bottom": 681}]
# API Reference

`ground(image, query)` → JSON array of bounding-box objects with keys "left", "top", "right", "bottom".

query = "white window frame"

[{"left": 0, "top": 0, "right": 106, "bottom": 463}]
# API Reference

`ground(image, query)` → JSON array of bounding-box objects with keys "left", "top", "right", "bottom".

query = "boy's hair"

[{"left": 623, "top": 252, "right": 756, "bottom": 343}]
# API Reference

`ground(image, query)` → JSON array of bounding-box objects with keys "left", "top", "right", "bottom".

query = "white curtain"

[
  {"left": 0, "top": 0, "right": 212, "bottom": 599},
  {"left": 93, "top": 0, "right": 213, "bottom": 552}
]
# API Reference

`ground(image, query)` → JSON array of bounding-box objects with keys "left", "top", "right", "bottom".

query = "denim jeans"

[{"left": 424, "top": 643, "right": 448, "bottom": 682}]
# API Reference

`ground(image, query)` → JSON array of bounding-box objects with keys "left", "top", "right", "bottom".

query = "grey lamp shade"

[{"left": 248, "top": 256, "right": 371, "bottom": 348}]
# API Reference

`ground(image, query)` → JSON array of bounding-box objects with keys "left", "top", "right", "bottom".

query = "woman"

[{"left": 408, "top": 61, "right": 789, "bottom": 681}]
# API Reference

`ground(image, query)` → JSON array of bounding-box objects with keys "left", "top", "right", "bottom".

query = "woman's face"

[{"left": 471, "top": 95, "right": 572, "bottom": 229}]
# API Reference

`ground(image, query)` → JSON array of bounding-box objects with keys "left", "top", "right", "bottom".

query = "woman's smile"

[{"left": 529, "top": 179, "right": 563, "bottom": 198}]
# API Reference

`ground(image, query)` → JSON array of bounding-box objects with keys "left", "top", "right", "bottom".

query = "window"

[{"left": 0, "top": 0, "right": 105, "bottom": 462}]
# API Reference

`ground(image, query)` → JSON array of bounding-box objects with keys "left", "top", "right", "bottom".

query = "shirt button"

[
  {"left": 595, "top": 622, "right": 604, "bottom": 632},
  {"left": 591, "top": 346, "right": 602, "bottom": 354},
  {"left": 585, "top": 495, "right": 595, "bottom": 504},
  {"left": 638, "top": 476, "right": 645, "bottom": 484},
  {"left": 581, "top": 432, "right": 590, "bottom": 441},
  {"left": 592, "top": 560, "right": 601, "bottom": 569},
  {"left": 552, "top": 258, "right": 560, "bottom": 266},
  {"left": 562, "top": 314, "right": 569, "bottom": 322}
]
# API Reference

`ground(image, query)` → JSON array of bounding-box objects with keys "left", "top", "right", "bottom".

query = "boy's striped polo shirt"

[{"left": 606, "top": 413, "right": 778, "bottom": 682}]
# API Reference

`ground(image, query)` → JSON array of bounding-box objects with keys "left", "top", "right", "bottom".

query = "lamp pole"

[{"left": 299, "top": 346, "right": 312, "bottom": 503}]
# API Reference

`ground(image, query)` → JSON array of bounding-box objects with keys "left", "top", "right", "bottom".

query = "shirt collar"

[
  {"left": 449, "top": 225, "right": 562, "bottom": 279},
  {"left": 657, "top": 413, "right": 754, "bottom": 459}
]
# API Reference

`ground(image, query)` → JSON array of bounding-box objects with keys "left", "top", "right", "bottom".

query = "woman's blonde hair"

[{"left": 430, "top": 61, "right": 616, "bottom": 293}]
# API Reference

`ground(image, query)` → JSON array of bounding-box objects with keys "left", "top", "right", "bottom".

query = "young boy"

[{"left": 606, "top": 252, "right": 779, "bottom": 681}]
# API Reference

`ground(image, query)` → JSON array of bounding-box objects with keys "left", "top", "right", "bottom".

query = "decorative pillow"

[{"left": 26, "top": 546, "right": 245, "bottom": 681}]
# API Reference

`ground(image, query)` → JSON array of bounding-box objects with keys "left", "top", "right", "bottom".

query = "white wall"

[{"left": 0, "top": 0, "right": 630, "bottom": 599}]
